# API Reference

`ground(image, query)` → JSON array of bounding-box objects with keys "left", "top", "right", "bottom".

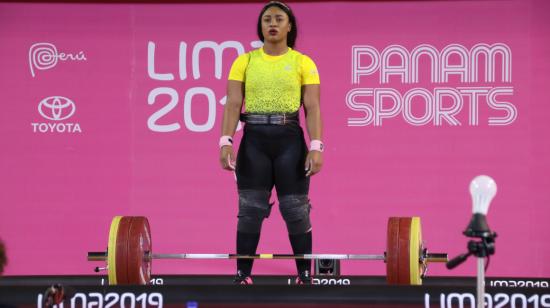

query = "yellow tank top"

[{"left": 228, "top": 47, "right": 320, "bottom": 114}]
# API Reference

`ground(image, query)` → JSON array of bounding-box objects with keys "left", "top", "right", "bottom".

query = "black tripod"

[{"left": 447, "top": 215, "right": 497, "bottom": 308}]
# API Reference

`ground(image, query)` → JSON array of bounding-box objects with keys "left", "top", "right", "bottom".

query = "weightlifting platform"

[{"left": 1, "top": 275, "right": 549, "bottom": 307}]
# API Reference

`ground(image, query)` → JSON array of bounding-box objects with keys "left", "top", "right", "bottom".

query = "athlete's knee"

[
  {"left": 237, "top": 190, "right": 273, "bottom": 233},
  {"left": 279, "top": 194, "right": 312, "bottom": 235}
]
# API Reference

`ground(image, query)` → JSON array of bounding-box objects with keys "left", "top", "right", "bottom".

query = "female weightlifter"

[{"left": 219, "top": 1, "right": 323, "bottom": 284}]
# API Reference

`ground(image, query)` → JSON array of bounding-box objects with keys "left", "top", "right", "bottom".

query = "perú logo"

[
  {"left": 31, "top": 96, "right": 82, "bottom": 133},
  {"left": 29, "top": 42, "right": 87, "bottom": 77}
]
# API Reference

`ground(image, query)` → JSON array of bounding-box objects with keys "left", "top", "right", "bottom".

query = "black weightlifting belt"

[{"left": 240, "top": 112, "right": 299, "bottom": 125}]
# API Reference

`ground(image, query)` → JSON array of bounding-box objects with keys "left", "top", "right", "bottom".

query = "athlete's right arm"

[{"left": 219, "top": 80, "right": 244, "bottom": 171}]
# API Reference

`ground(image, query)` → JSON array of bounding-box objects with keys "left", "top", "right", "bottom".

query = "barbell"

[{"left": 87, "top": 216, "right": 447, "bottom": 285}]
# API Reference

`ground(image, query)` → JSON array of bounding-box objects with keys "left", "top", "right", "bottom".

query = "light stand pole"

[{"left": 446, "top": 175, "right": 497, "bottom": 308}]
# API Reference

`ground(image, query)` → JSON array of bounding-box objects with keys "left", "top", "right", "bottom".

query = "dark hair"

[
  {"left": 0, "top": 239, "right": 6, "bottom": 275},
  {"left": 257, "top": 1, "right": 297, "bottom": 48}
]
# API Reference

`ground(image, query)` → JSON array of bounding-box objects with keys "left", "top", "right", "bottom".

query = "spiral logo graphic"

[
  {"left": 29, "top": 43, "right": 59, "bottom": 77},
  {"left": 38, "top": 96, "right": 76, "bottom": 121}
]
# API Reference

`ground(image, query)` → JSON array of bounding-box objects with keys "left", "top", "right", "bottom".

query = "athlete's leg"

[
  {"left": 235, "top": 127, "right": 274, "bottom": 279},
  {"left": 273, "top": 125, "right": 312, "bottom": 278}
]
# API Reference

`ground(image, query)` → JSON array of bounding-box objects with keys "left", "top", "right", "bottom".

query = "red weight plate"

[
  {"left": 127, "top": 216, "right": 152, "bottom": 285},
  {"left": 397, "top": 217, "right": 412, "bottom": 284},
  {"left": 386, "top": 217, "right": 400, "bottom": 284},
  {"left": 114, "top": 216, "right": 133, "bottom": 285}
]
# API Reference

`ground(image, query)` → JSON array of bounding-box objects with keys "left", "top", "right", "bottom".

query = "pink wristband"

[
  {"left": 219, "top": 136, "right": 233, "bottom": 148},
  {"left": 310, "top": 140, "right": 324, "bottom": 152}
]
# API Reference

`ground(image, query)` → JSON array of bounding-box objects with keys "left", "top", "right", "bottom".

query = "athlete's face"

[{"left": 261, "top": 6, "right": 291, "bottom": 45}]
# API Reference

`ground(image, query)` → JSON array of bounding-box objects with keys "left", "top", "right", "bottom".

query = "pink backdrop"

[{"left": 1, "top": 0, "right": 549, "bottom": 278}]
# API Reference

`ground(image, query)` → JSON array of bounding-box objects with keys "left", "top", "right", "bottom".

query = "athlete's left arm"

[{"left": 303, "top": 84, "right": 323, "bottom": 176}]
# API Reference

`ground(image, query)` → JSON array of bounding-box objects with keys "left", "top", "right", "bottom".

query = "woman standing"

[{"left": 219, "top": 1, "right": 323, "bottom": 285}]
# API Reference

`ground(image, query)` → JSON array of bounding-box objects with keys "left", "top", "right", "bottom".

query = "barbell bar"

[
  {"left": 89, "top": 252, "right": 447, "bottom": 262},
  {"left": 87, "top": 216, "right": 448, "bottom": 285}
]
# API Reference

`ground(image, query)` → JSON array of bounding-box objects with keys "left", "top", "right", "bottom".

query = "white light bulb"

[{"left": 469, "top": 175, "right": 497, "bottom": 215}]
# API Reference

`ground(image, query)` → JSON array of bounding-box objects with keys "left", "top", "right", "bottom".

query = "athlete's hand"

[
  {"left": 305, "top": 150, "right": 323, "bottom": 177},
  {"left": 220, "top": 146, "right": 236, "bottom": 171}
]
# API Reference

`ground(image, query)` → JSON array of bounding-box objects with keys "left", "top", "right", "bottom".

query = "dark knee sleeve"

[
  {"left": 279, "top": 194, "right": 312, "bottom": 235},
  {"left": 237, "top": 190, "right": 272, "bottom": 234}
]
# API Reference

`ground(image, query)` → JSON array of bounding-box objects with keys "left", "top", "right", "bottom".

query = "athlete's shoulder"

[
  {"left": 289, "top": 48, "right": 303, "bottom": 55},
  {"left": 234, "top": 51, "right": 252, "bottom": 61},
  {"left": 291, "top": 49, "right": 316, "bottom": 63},
  {"left": 229, "top": 52, "right": 252, "bottom": 81},
  {"left": 289, "top": 48, "right": 306, "bottom": 59},
  {"left": 249, "top": 48, "right": 263, "bottom": 57},
  {"left": 230, "top": 52, "right": 252, "bottom": 70},
  {"left": 294, "top": 50, "right": 320, "bottom": 84}
]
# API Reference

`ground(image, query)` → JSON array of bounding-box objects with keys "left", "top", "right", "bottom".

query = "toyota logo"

[{"left": 38, "top": 96, "right": 76, "bottom": 121}]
